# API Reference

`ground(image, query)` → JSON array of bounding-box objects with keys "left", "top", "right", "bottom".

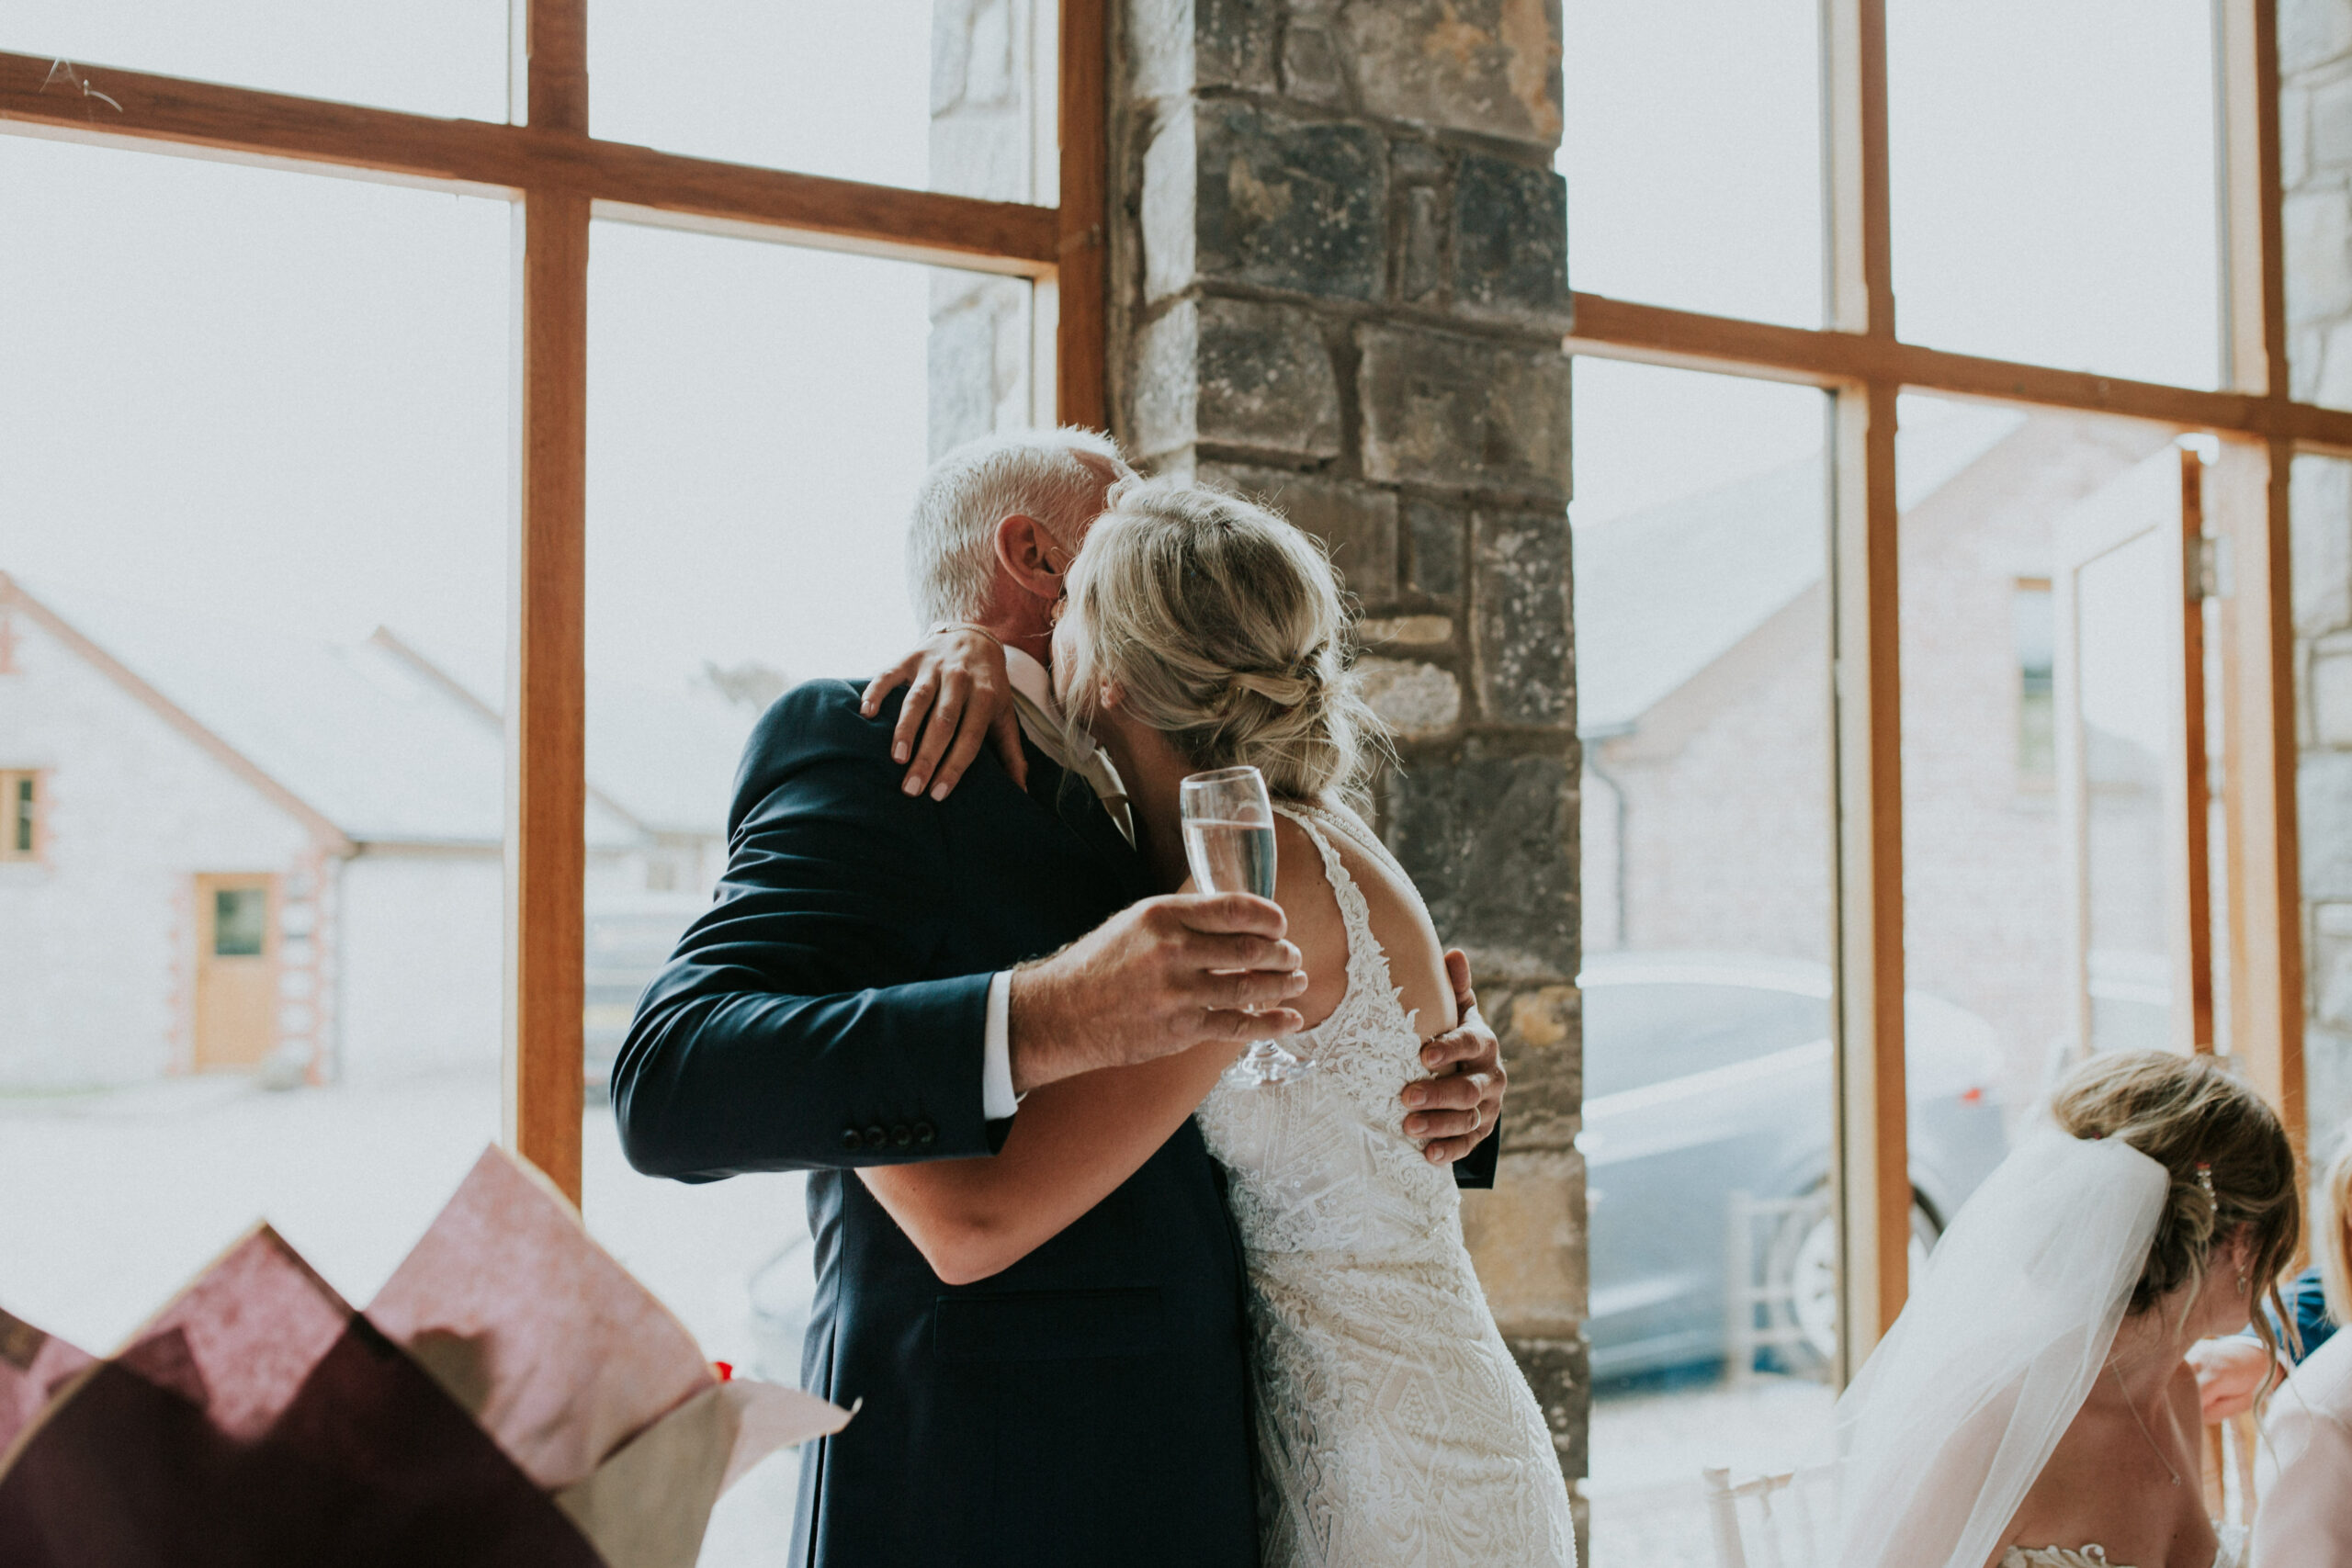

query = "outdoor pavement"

[{"left": 0, "top": 1071, "right": 1813, "bottom": 1564}]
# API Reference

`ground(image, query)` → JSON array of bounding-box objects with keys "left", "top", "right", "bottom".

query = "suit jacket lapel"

[{"left": 1023, "top": 744, "right": 1154, "bottom": 902}]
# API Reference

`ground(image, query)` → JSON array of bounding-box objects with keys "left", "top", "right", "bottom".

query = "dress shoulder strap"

[{"left": 1272, "top": 804, "right": 1384, "bottom": 983}]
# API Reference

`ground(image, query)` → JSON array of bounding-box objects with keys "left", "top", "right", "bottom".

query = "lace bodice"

[
  {"left": 1194, "top": 805, "right": 1575, "bottom": 1568},
  {"left": 2000, "top": 1524, "right": 2246, "bottom": 1568}
]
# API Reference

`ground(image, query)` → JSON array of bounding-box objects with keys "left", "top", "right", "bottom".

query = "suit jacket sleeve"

[
  {"left": 612, "top": 680, "right": 1001, "bottom": 1181},
  {"left": 1451, "top": 1126, "right": 1499, "bottom": 1190}
]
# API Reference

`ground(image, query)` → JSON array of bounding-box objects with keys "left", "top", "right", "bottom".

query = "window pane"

[
  {"left": 1560, "top": 0, "right": 1823, "bottom": 327},
  {"left": 2293, "top": 454, "right": 2352, "bottom": 1129},
  {"left": 593, "top": 0, "right": 1054, "bottom": 201},
  {"left": 582, "top": 221, "right": 1035, "bottom": 1556},
  {"left": 1896, "top": 393, "right": 2194, "bottom": 1319},
  {"left": 3, "top": 0, "right": 508, "bottom": 122},
  {"left": 1887, "top": 0, "right": 2222, "bottom": 387},
  {"left": 1570, "top": 359, "right": 1835, "bottom": 1559},
  {"left": 0, "top": 140, "right": 509, "bottom": 1350}
]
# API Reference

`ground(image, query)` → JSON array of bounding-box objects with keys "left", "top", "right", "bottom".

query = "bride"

[
  {"left": 1832, "top": 1049, "right": 2300, "bottom": 1568},
  {"left": 853, "top": 477, "right": 1576, "bottom": 1567}
]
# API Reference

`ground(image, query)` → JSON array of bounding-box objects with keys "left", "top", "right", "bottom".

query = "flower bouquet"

[{"left": 0, "top": 1145, "right": 851, "bottom": 1567}]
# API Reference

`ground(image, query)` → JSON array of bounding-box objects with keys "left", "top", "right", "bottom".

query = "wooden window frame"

[
  {"left": 1566, "top": 0, "right": 2319, "bottom": 1375},
  {"left": 0, "top": 0, "right": 1108, "bottom": 1204}
]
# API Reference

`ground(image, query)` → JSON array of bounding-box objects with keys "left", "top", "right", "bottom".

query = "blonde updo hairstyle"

[
  {"left": 2051, "top": 1051, "right": 2301, "bottom": 1363},
  {"left": 2316, "top": 1131, "right": 2352, "bottom": 1328},
  {"left": 1057, "top": 476, "right": 1383, "bottom": 804}
]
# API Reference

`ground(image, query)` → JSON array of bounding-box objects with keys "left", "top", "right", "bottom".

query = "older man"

[{"left": 614, "top": 427, "right": 1504, "bottom": 1568}]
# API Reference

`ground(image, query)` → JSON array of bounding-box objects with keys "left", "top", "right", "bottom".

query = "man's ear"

[{"left": 994, "top": 513, "right": 1066, "bottom": 603}]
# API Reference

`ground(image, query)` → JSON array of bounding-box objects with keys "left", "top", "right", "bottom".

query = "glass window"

[
  {"left": 593, "top": 0, "right": 1056, "bottom": 201},
  {"left": 0, "top": 137, "right": 509, "bottom": 1350},
  {"left": 2, "top": 0, "right": 509, "bottom": 123},
  {"left": 1570, "top": 358, "right": 1835, "bottom": 1559},
  {"left": 1886, "top": 0, "right": 2222, "bottom": 387},
  {"left": 1559, "top": 0, "right": 1823, "bottom": 327},
  {"left": 212, "top": 887, "right": 269, "bottom": 957},
  {"left": 1897, "top": 392, "right": 2195, "bottom": 1299},
  {"left": 582, "top": 220, "right": 1037, "bottom": 1550},
  {"left": 0, "top": 773, "right": 38, "bottom": 861}
]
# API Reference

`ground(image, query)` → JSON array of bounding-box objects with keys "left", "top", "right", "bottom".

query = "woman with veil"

[{"left": 1829, "top": 1050, "right": 2301, "bottom": 1568}]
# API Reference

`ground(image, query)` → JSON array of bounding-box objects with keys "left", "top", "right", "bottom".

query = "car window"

[{"left": 1582, "top": 982, "right": 1829, "bottom": 1099}]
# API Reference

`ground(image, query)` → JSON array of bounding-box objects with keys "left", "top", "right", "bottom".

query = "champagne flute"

[{"left": 1180, "top": 766, "right": 1314, "bottom": 1088}]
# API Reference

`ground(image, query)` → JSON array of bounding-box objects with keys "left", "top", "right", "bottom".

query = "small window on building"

[
  {"left": 213, "top": 887, "right": 269, "bottom": 957},
  {"left": 0, "top": 771, "right": 41, "bottom": 861},
  {"left": 2014, "top": 579, "right": 2055, "bottom": 782}
]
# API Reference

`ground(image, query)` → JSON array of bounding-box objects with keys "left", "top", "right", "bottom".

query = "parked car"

[{"left": 1579, "top": 951, "right": 2008, "bottom": 1382}]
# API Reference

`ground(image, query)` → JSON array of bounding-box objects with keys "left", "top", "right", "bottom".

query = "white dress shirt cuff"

[{"left": 981, "top": 970, "right": 1020, "bottom": 1120}]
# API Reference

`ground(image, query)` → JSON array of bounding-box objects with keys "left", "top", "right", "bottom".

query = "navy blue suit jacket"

[{"left": 614, "top": 681, "right": 1259, "bottom": 1566}]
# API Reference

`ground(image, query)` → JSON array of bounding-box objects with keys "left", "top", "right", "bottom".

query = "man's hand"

[
  {"left": 1401, "top": 950, "right": 1507, "bottom": 1166},
  {"left": 1009, "top": 894, "right": 1307, "bottom": 1093},
  {"left": 861, "top": 626, "right": 1024, "bottom": 798},
  {"left": 2188, "top": 1336, "right": 2282, "bottom": 1422}
]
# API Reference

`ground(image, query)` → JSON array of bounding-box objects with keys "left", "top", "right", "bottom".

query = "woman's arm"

[{"left": 858, "top": 1036, "right": 1240, "bottom": 1285}]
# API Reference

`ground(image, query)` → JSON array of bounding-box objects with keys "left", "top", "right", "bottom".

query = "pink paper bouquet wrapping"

[{"left": 0, "top": 1146, "right": 852, "bottom": 1568}]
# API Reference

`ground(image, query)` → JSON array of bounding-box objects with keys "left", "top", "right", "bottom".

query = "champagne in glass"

[{"left": 1179, "top": 766, "right": 1314, "bottom": 1088}]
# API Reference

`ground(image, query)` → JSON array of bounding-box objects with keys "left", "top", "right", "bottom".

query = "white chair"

[{"left": 1702, "top": 1465, "right": 1830, "bottom": 1568}]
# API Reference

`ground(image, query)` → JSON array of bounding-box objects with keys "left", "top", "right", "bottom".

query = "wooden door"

[
  {"left": 194, "top": 873, "right": 278, "bottom": 1071},
  {"left": 2052, "top": 446, "right": 2213, "bottom": 1065}
]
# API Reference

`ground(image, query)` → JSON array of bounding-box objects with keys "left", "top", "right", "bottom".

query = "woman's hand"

[{"left": 862, "top": 626, "right": 1024, "bottom": 798}]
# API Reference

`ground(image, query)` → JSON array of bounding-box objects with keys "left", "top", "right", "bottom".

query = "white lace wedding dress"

[
  {"left": 1194, "top": 805, "right": 1577, "bottom": 1568},
  {"left": 2001, "top": 1529, "right": 2245, "bottom": 1568}
]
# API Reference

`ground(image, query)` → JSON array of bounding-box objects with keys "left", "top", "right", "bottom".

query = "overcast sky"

[{"left": 0, "top": 0, "right": 2221, "bottom": 695}]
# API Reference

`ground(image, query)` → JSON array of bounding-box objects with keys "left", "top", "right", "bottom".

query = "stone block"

[
  {"left": 1335, "top": 0, "right": 1565, "bottom": 148},
  {"left": 1280, "top": 11, "right": 1351, "bottom": 105},
  {"left": 1131, "top": 298, "right": 1343, "bottom": 461},
  {"left": 2284, "top": 0, "right": 2352, "bottom": 73},
  {"left": 1358, "top": 614, "right": 1453, "bottom": 648},
  {"left": 2292, "top": 449, "right": 2352, "bottom": 636},
  {"left": 2311, "top": 901, "right": 2352, "bottom": 1032},
  {"left": 1400, "top": 184, "right": 1447, "bottom": 304},
  {"left": 2318, "top": 73, "right": 2352, "bottom": 174},
  {"left": 1146, "top": 100, "right": 1387, "bottom": 303},
  {"left": 1502, "top": 1334, "right": 1589, "bottom": 1482},
  {"left": 2287, "top": 189, "right": 2352, "bottom": 327},
  {"left": 1190, "top": 459, "right": 1397, "bottom": 597},
  {"left": 1474, "top": 510, "right": 1573, "bottom": 725},
  {"left": 1453, "top": 153, "right": 1571, "bottom": 327},
  {"left": 1385, "top": 746, "right": 1577, "bottom": 978},
  {"left": 1358, "top": 324, "right": 1573, "bottom": 495},
  {"left": 1406, "top": 497, "right": 1466, "bottom": 598},
  {"left": 1126, "top": 0, "right": 1280, "bottom": 98},
  {"left": 2301, "top": 750, "right": 2352, "bottom": 898},
  {"left": 1359, "top": 656, "right": 1462, "bottom": 739},
  {"left": 1460, "top": 1151, "right": 1586, "bottom": 1336},
  {"left": 2315, "top": 638, "right": 2352, "bottom": 744}
]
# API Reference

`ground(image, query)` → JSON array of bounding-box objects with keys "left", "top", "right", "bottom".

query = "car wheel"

[{"left": 1765, "top": 1190, "right": 1939, "bottom": 1374}]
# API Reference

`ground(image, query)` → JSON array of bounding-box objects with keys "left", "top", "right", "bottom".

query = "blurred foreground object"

[{"left": 0, "top": 1146, "right": 851, "bottom": 1567}]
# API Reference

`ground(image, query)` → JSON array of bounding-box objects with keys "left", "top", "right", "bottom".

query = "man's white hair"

[{"left": 906, "top": 426, "right": 1136, "bottom": 628}]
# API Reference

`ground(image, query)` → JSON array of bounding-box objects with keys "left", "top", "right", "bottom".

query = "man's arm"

[
  {"left": 614, "top": 681, "right": 1307, "bottom": 1183},
  {"left": 1404, "top": 950, "right": 1506, "bottom": 1190},
  {"left": 613, "top": 682, "right": 1001, "bottom": 1181}
]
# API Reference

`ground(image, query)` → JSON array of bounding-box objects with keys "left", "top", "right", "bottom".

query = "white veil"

[{"left": 1826, "top": 1134, "right": 2169, "bottom": 1568}]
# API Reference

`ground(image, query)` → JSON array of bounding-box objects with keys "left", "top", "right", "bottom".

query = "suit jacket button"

[
  {"left": 891, "top": 1124, "right": 913, "bottom": 1148},
  {"left": 840, "top": 1128, "right": 863, "bottom": 1153},
  {"left": 864, "top": 1124, "right": 888, "bottom": 1150},
  {"left": 915, "top": 1121, "right": 936, "bottom": 1146}
]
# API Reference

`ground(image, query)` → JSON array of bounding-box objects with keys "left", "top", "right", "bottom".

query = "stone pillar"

[
  {"left": 2285, "top": 0, "right": 2352, "bottom": 1134},
  {"left": 1112, "top": 0, "right": 1584, "bottom": 1543}
]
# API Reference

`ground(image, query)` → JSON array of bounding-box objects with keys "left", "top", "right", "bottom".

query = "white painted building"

[{"left": 0, "top": 574, "right": 754, "bottom": 1089}]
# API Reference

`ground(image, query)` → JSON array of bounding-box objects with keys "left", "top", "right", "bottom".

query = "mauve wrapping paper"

[
  {"left": 368, "top": 1146, "right": 715, "bottom": 1493},
  {"left": 0, "top": 1305, "right": 94, "bottom": 1460},
  {"left": 0, "top": 1145, "right": 852, "bottom": 1566}
]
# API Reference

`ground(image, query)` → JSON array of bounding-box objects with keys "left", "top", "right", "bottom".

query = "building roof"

[
  {"left": 1573, "top": 406, "right": 2028, "bottom": 738},
  {"left": 8, "top": 577, "right": 745, "bottom": 849}
]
